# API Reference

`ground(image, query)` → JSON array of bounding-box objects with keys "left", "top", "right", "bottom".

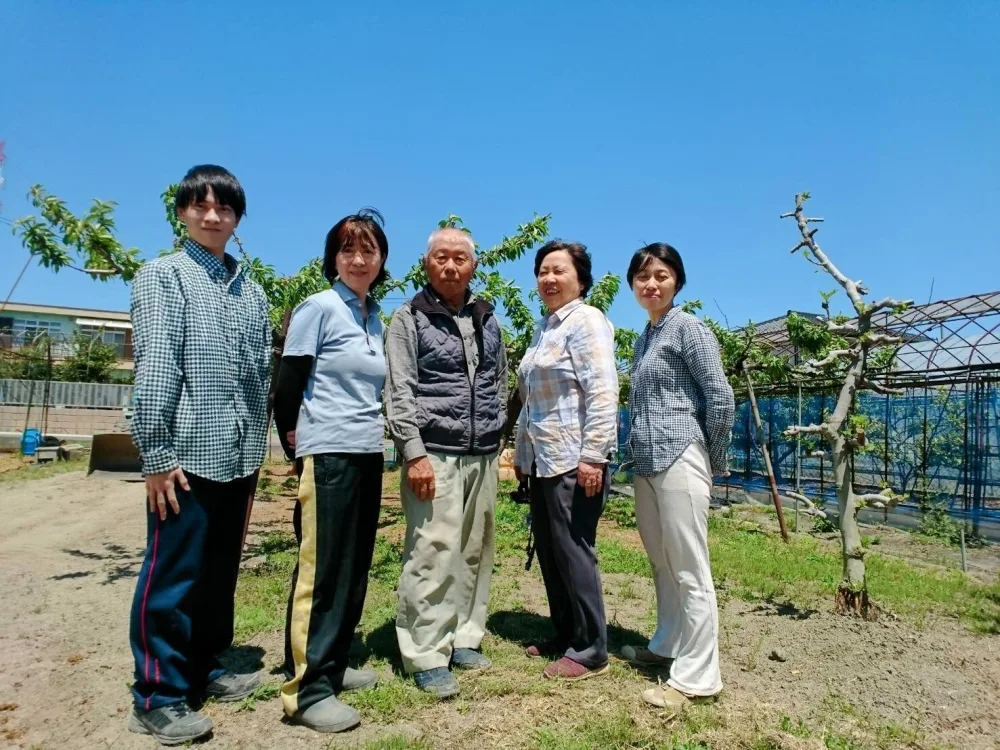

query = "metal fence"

[{"left": 0, "top": 378, "right": 133, "bottom": 409}]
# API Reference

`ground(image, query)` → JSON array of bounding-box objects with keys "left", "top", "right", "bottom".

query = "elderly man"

[{"left": 385, "top": 227, "right": 508, "bottom": 698}]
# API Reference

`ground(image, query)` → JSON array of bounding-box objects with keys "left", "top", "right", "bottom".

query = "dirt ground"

[{"left": 1, "top": 471, "right": 1000, "bottom": 750}]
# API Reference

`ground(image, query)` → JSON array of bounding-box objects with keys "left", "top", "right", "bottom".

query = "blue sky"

[{"left": 2, "top": 1, "right": 997, "bottom": 333}]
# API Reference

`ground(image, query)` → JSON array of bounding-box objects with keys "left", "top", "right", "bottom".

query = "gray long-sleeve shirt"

[
  {"left": 385, "top": 295, "right": 509, "bottom": 462},
  {"left": 627, "top": 306, "right": 735, "bottom": 477}
]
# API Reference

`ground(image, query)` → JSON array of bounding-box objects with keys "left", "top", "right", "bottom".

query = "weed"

[
  {"left": 605, "top": 494, "right": 637, "bottom": 529},
  {"left": 234, "top": 681, "right": 282, "bottom": 711},
  {"left": 779, "top": 714, "right": 812, "bottom": 738},
  {"left": 363, "top": 735, "right": 434, "bottom": 750}
]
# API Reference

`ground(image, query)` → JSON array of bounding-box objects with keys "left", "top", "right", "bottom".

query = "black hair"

[
  {"left": 323, "top": 208, "right": 389, "bottom": 288},
  {"left": 174, "top": 164, "right": 247, "bottom": 220},
  {"left": 533, "top": 240, "right": 594, "bottom": 297},
  {"left": 626, "top": 242, "right": 686, "bottom": 292}
]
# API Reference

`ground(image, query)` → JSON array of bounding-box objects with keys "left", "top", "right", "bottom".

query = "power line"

[{"left": 1, "top": 254, "right": 31, "bottom": 314}]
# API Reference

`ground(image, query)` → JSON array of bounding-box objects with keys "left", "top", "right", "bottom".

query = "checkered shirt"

[
  {"left": 515, "top": 299, "right": 619, "bottom": 478},
  {"left": 627, "top": 306, "right": 735, "bottom": 477},
  {"left": 130, "top": 239, "right": 272, "bottom": 481}
]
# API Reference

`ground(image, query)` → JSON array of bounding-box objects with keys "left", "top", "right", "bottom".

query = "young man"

[
  {"left": 386, "top": 227, "right": 508, "bottom": 698},
  {"left": 127, "top": 165, "right": 272, "bottom": 745}
]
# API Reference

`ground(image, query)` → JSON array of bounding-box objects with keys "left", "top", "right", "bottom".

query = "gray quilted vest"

[{"left": 411, "top": 287, "right": 505, "bottom": 455}]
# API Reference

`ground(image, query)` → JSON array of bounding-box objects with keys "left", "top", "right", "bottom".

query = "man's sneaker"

[
  {"left": 412, "top": 667, "right": 460, "bottom": 699},
  {"left": 338, "top": 666, "right": 378, "bottom": 693},
  {"left": 451, "top": 648, "right": 492, "bottom": 671},
  {"left": 542, "top": 656, "right": 609, "bottom": 681},
  {"left": 128, "top": 702, "right": 213, "bottom": 746},
  {"left": 205, "top": 670, "right": 261, "bottom": 702},
  {"left": 621, "top": 645, "right": 672, "bottom": 668},
  {"left": 289, "top": 695, "right": 360, "bottom": 733}
]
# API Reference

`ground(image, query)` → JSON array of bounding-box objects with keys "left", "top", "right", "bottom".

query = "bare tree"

[{"left": 780, "top": 193, "right": 910, "bottom": 618}]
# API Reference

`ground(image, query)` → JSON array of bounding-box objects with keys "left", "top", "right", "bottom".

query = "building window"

[
  {"left": 12, "top": 319, "right": 62, "bottom": 344},
  {"left": 78, "top": 324, "right": 128, "bottom": 357}
]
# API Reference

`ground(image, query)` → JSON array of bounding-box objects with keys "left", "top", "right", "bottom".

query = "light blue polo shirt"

[{"left": 283, "top": 281, "right": 386, "bottom": 457}]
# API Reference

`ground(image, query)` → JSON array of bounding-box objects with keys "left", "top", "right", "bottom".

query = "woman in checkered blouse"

[
  {"left": 621, "top": 242, "right": 735, "bottom": 711},
  {"left": 513, "top": 240, "right": 620, "bottom": 682}
]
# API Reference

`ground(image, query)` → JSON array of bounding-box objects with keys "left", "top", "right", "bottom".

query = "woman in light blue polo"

[{"left": 273, "top": 208, "right": 389, "bottom": 734}]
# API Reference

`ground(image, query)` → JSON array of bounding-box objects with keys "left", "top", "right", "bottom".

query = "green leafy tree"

[
  {"left": 57, "top": 331, "right": 121, "bottom": 383},
  {"left": 0, "top": 334, "right": 52, "bottom": 381}
]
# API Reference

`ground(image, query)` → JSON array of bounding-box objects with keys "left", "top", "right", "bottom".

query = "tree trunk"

[{"left": 831, "top": 434, "right": 874, "bottom": 618}]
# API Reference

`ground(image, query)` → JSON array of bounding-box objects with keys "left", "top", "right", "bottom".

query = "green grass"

[
  {"left": 532, "top": 708, "right": 710, "bottom": 750},
  {"left": 0, "top": 453, "right": 89, "bottom": 485},
  {"left": 706, "top": 514, "right": 1000, "bottom": 632},
  {"left": 363, "top": 736, "right": 434, "bottom": 750},
  {"left": 233, "top": 535, "right": 297, "bottom": 643}
]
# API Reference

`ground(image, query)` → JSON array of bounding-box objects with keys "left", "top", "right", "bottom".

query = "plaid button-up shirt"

[
  {"left": 515, "top": 299, "right": 619, "bottom": 477},
  {"left": 627, "top": 307, "right": 734, "bottom": 477},
  {"left": 130, "top": 239, "right": 272, "bottom": 481}
]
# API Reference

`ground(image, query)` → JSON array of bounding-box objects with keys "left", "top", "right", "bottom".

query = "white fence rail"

[{"left": 0, "top": 379, "right": 133, "bottom": 408}]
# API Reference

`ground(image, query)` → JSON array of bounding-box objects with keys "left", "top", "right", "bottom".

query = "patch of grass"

[
  {"left": 364, "top": 735, "right": 433, "bottom": 750},
  {"left": 0, "top": 454, "right": 88, "bottom": 485},
  {"left": 383, "top": 468, "right": 402, "bottom": 495},
  {"left": 605, "top": 494, "right": 637, "bottom": 529},
  {"left": 494, "top": 496, "right": 530, "bottom": 558},
  {"left": 779, "top": 714, "right": 813, "bottom": 738},
  {"left": 597, "top": 538, "right": 652, "bottom": 576},
  {"left": 533, "top": 707, "right": 709, "bottom": 749},
  {"left": 234, "top": 681, "right": 282, "bottom": 711},
  {"left": 233, "top": 533, "right": 297, "bottom": 643},
  {"left": 342, "top": 677, "right": 436, "bottom": 723}
]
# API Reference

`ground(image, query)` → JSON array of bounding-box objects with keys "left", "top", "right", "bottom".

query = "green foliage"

[
  {"left": 57, "top": 331, "right": 121, "bottom": 383},
  {"left": 12, "top": 185, "right": 143, "bottom": 280},
  {"left": 0, "top": 335, "right": 52, "bottom": 380}
]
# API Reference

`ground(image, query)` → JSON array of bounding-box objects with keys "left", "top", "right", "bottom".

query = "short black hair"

[
  {"left": 323, "top": 208, "right": 389, "bottom": 288},
  {"left": 533, "top": 240, "right": 594, "bottom": 298},
  {"left": 174, "top": 164, "right": 247, "bottom": 220},
  {"left": 627, "top": 242, "right": 686, "bottom": 292}
]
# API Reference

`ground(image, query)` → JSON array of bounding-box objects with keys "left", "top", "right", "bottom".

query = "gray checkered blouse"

[{"left": 627, "top": 307, "right": 735, "bottom": 477}]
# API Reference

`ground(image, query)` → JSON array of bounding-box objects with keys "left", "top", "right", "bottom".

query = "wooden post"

[{"left": 744, "top": 364, "right": 790, "bottom": 542}]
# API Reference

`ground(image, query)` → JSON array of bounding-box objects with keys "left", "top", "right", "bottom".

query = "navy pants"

[
  {"left": 530, "top": 467, "right": 610, "bottom": 669},
  {"left": 129, "top": 472, "right": 255, "bottom": 710}
]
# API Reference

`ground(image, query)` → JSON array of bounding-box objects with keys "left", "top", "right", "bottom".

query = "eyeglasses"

[{"left": 337, "top": 247, "right": 380, "bottom": 263}]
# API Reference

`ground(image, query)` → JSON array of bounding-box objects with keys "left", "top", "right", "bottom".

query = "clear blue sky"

[{"left": 2, "top": 1, "right": 997, "bottom": 333}]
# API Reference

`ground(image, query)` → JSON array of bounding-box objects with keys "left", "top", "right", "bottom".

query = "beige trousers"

[
  {"left": 633, "top": 442, "right": 722, "bottom": 696},
  {"left": 396, "top": 451, "right": 498, "bottom": 673}
]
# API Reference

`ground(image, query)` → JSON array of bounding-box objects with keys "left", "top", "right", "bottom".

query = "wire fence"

[{"left": 618, "top": 379, "right": 1000, "bottom": 529}]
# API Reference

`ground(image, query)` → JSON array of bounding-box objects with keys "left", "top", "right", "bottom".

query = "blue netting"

[{"left": 618, "top": 383, "right": 1000, "bottom": 525}]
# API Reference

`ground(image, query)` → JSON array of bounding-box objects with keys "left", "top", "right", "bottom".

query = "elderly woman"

[
  {"left": 622, "top": 242, "right": 735, "bottom": 709},
  {"left": 274, "top": 209, "right": 389, "bottom": 733},
  {"left": 514, "top": 240, "right": 619, "bottom": 681}
]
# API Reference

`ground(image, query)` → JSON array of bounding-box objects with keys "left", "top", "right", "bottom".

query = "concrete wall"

[{"left": 0, "top": 405, "right": 123, "bottom": 438}]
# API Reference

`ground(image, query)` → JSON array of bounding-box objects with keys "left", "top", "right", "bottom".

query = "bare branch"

[
  {"left": 805, "top": 449, "right": 827, "bottom": 459},
  {"left": 783, "top": 193, "right": 867, "bottom": 312},
  {"left": 801, "top": 349, "right": 854, "bottom": 372},
  {"left": 784, "top": 424, "right": 827, "bottom": 438},
  {"left": 857, "top": 378, "right": 905, "bottom": 396},
  {"left": 867, "top": 297, "right": 913, "bottom": 316},
  {"left": 803, "top": 217, "right": 825, "bottom": 223},
  {"left": 785, "top": 491, "right": 828, "bottom": 518},
  {"left": 862, "top": 333, "right": 902, "bottom": 348},
  {"left": 827, "top": 321, "right": 860, "bottom": 336},
  {"left": 856, "top": 490, "right": 902, "bottom": 510}
]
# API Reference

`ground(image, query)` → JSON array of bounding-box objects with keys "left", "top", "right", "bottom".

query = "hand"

[
  {"left": 285, "top": 431, "right": 296, "bottom": 449},
  {"left": 577, "top": 461, "right": 605, "bottom": 498},
  {"left": 514, "top": 466, "right": 525, "bottom": 482},
  {"left": 145, "top": 467, "right": 190, "bottom": 520},
  {"left": 406, "top": 457, "right": 436, "bottom": 501}
]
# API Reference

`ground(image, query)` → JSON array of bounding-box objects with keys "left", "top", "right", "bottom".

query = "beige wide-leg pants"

[
  {"left": 396, "top": 451, "right": 498, "bottom": 674},
  {"left": 633, "top": 442, "right": 722, "bottom": 697}
]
